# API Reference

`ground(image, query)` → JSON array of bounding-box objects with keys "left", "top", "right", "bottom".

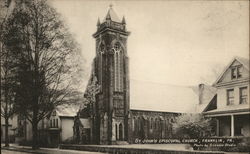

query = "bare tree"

[
  {"left": 3, "top": 0, "right": 83, "bottom": 149},
  {"left": 0, "top": 42, "right": 17, "bottom": 147},
  {"left": 0, "top": 0, "right": 17, "bottom": 147}
]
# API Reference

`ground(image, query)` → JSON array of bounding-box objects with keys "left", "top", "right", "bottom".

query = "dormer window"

[
  {"left": 231, "top": 68, "right": 237, "bottom": 79},
  {"left": 231, "top": 65, "right": 243, "bottom": 79},
  {"left": 238, "top": 66, "right": 243, "bottom": 78}
]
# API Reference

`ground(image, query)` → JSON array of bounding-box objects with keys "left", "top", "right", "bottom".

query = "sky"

[{"left": 49, "top": 0, "right": 249, "bottom": 89}]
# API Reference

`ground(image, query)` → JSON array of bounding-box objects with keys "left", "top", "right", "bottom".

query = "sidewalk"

[{"left": 1, "top": 144, "right": 105, "bottom": 154}]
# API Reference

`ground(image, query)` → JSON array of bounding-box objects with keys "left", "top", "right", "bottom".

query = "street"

[
  {"left": 2, "top": 150, "right": 28, "bottom": 154},
  {"left": 1, "top": 148, "right": 106, "bottom": 154}
]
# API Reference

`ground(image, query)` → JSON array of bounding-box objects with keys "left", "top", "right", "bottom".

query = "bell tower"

[{"left": 92, "top": 5, "right": 130, "bottom": 144}]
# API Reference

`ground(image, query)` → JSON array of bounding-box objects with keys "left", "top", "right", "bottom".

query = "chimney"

[{"left": 198, "top": 83, "right": 204, "bottom": 104}]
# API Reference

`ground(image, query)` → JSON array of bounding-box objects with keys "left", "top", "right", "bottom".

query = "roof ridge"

[{"left": 131, "top": 78, "right": 194, "bottom": 88}]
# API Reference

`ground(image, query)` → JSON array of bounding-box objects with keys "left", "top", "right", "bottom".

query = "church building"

[
  {"left": 73, "top": 6, "right": 194, "bottom": 145},
  {"left": 91, "top": 5, "right": 131, "bottom": 145}
]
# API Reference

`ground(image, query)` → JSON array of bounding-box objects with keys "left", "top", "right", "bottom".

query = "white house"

[{"left": 203, "top": 57, "right": 249, "bottom": 137}]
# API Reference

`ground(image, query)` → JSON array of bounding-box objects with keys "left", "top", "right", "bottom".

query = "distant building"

[
  {"left": 16, "top": 104, "right": 79, "bottom": 147},
  {"left": 1, "top": 116, "right": 18, "bottom": 143},
  {"left": 47, "top": 105, "right": 79, "bottom": 146},
  {"left": 74, "top": 6, "right": 200, "bottom": 145},
  {"left": 203, "top": 57, "right": 250, "bottom": 137}
]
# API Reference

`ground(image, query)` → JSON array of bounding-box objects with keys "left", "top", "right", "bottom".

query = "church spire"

[
  {"left": 97, "top": 17, "right": 100, "bottom": 26},
  {"left": 103, "top": 4, "right": 121, "bottom": 23},
  {"left": 106, "top": 13, "right": 111, "bottom": 20},
  {"left": 93, "top": 5, "right": 130, "bottom": 37},
  {"left": 122, "top": 16, "right": 126, "bottom": 24}
]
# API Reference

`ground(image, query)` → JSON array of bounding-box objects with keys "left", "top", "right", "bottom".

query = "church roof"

[
  {"left": 103, "top": 6, "right": 121, "bottom": 23},
  {"left": 130, "top": 79, "right": 200, "bottom": 113}
]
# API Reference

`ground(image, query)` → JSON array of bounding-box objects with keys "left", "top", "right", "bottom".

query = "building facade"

[
  {"left": 74, "top": 6, "right": 180, "bottom": 145},
  {"left": 128, "top": 110, "right": 180, "bottom": 143},
  {"left": 16, "top": 105, "right": 78, "bottom": 147},
  {"left": 203, "top": 57, "right": 250, "bottom": 137},
  {"left": 91, "top": 6, "right": 130, "bottom": 145}
]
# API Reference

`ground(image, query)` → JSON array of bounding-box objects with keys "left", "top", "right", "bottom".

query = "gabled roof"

[
  {"left": 202, "top": 94, "right": 217, "bottom": 112},
  {"left": 103, "top": 6, "right": 121, "bottom": 23},
  {"left": 236, "top": 56, "right": 249, "bottom": 70},
  {"left": 213, "top": 56, "right": 249, "bottom": 85},
  {"left": 56, "top": 104, "right": 80, "bottom": 117},
  {"left": 130, "top": 79, "right": 199, "bottom": 113}
]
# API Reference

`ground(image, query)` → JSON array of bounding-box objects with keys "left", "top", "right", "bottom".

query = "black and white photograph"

[{"left": 1, "top": 0, "right": 249, "bottom": 153}]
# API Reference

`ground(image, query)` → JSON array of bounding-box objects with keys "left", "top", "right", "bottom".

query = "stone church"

[{"left": 73, "top": 6, "right": 182, "bottom": 145}]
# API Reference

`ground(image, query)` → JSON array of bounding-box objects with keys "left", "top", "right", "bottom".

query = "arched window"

[
  {"left": 119, "top": 123, "right": 123, "bottom": 140},
  {"left": 150, "top": 118, "right": 153, "bottom": 129},
  {"left": 154, "top": 118, "right": 157, "bottom": 130},
  {"left": 132, "top": 117, "right": 135, "bottom": 131},
  {"left": 115, "top": 124, "right": 118, "bottom": 140},
  {"left": 115, "top": 52, "right": 119, "bottom": 91},
  {"left": 119, "top": 51, "right": 123, "bottom": 90},
  {"left": 138, "top": 117, "right": 141, "bottom": 131},
  {"left": 113, "top": 42, "right": 123, "bottom": 92},
  {"left": 53, "top": 119, "right": 55, "bottom": 128},
  {"left": 55, "top": 119, "right": 58, "bottom": 128},
  {"left": 98, "top": 43, "right": 105, "bottom": 86},
  {"left": 147, "top": 118, "right": 150, "bottom": 131}
]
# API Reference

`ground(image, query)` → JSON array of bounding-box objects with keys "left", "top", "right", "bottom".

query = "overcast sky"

[{"left": 50, "top": 0, "right": 249, "bottom": 89}]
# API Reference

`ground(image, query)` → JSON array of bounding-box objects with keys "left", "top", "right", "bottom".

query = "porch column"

[
  {"left": 216, "top": 119, "right": 219, "bottom": 136},
  {"left": 231, "top": 115, "right": 234, "bottom": 137}
]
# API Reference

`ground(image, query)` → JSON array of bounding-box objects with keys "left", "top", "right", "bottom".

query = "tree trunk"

[
  {"left": 32, "top": 121, "right": 39, "bottom": 149},
  {"left": 32, "top": 104, "right": 39, "bottom": 149},
  {"left": 4, "top": 117, "right": 10, "bottom": 147}
]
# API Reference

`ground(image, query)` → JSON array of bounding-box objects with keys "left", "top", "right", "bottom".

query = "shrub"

[{"left": 173, "top": 113, "right": 215, "bottom": 138}]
